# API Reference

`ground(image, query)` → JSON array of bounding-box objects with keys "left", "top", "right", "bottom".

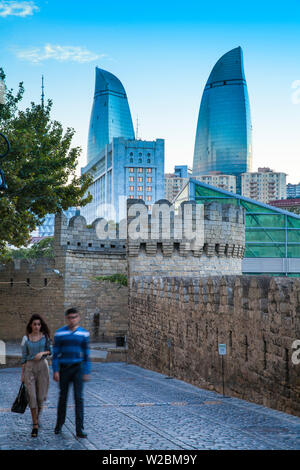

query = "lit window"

[
  {"left": 138, "top": 177, "right": 143, "bottom": 182},
  {"left": 129, "top": 176, "right": 134, "bottom": 182},
  {"left": 147, "top": 168, "right": 152, "bottom": 173},
  {"left": 129, "top": 195, "right": 134, "bottom": 199},
  {"left": 129, "top": 168, "right": 134, "bottom": 173},
  {"left": 147, "top": 177, "right": 152, "bottom": 183},
  {"left": 138, "top": 186, "right": 143, "bottom": 192},
  {"left": 147, "top": 196, "right": 151, "bottom": 201},
  {"left": 129, "top": 186, "right": 134, "bottom": 191},
  {"left": 147, "top": 186, "right": 151, "bottom": 192},
  {"left": 138, "top": 195, "right": 143, "bottom": 200},
  {"left": 138, "top": 168, "right": 143, "bottom": 173}
]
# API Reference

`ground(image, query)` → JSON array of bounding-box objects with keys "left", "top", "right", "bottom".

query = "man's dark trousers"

[{"left": 56, "top": 362, "right": 84, "bottom": 434}]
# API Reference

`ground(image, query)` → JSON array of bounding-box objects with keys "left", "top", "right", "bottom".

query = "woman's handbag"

[{"left": 11, "top": 383, "right": 28, "bottom": 414}]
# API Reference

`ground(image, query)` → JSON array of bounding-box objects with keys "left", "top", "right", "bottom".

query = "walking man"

[{"left": 52, "top": 308, "right": 91, "bottom": 438}]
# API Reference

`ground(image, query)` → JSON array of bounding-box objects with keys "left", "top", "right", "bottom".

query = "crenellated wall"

[
  {"left": 127, "top": 199, "right": 245, "bottom": 278},
  {"left": 0, "top": 213, "right": 128, "bottom": 342}
]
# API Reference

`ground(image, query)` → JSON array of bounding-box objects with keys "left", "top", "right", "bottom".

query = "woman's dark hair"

[{"left": 26, "top": 314, "right": 50, "bottom": 338}]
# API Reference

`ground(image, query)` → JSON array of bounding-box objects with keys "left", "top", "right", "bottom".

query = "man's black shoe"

[
  {"left": 54, "top": 426, "right": 62, "bottom": 434},
  {"left": 76, "top": 431, "right": 87, "bottom": 438}
]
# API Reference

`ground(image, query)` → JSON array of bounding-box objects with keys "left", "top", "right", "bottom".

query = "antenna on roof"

[
  {"left": 41, "top": 75, "right": 45, "bottom": 109},
  {"left": 136, "top": 115, "right": 139, "bottom": 140}
]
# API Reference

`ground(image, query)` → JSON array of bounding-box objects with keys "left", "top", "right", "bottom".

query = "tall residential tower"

[{"left": 192, "top": 47, "right": 252, "bottom": 193}]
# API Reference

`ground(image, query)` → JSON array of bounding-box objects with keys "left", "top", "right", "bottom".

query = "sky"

[{"left": 1, "top": 0, "right": 300, "bottom": 183}]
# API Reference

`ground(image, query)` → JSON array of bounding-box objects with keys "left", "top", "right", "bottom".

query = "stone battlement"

[
  {"left": 54, "top": 212, "right": 126, "bottom": 253},
  {"left": 0, "top": 257, "right": 55, "bottom": 274},
  {"left": 126, "top": 199, "right": 245, "bottom": 278},
  {"left": 126, "top": 199, "right": 245, "bottom": 259}
]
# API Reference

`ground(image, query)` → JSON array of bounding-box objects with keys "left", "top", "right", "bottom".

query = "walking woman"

[{"left": 21, "top": 314, "right": 52, "bottom": 437}]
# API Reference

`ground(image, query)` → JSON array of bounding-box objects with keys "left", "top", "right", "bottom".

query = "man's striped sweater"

[{"left": 52, "top": 325, "right": 91, "bottom": 375}]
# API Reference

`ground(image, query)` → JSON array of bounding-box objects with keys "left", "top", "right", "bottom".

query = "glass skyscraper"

[
  {"left": 87, "top": 67, "right": 135, "bottom": 165},
  {"left": 192, "top": 47, "right": 252, "bottom": 193},
  {"left": 82, "top": 68, "right": 165, "bottom": 222}
]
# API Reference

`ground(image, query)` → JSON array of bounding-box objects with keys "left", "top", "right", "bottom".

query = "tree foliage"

[
  {"left": 0, "top": 68, "right": 93, "bottom": 258},
  {"left": 4, "top": 237, "right": 54, "bottom": 261}
]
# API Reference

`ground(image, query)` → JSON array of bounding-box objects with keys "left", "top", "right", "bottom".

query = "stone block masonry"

[
  {"left": 0, "top": 213, "right": 128, "bottom": 342},
  {"left": 127, "top": 199, "right": 245, "bottom": 279},
  {"left": 0, "top": 258, "right": 64, "bottom": 341},
  {"left": 128, "top": 275, "right": 300, "bottom": 417}
]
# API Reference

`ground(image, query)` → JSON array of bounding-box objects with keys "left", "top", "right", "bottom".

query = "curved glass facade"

[
  {"left": 87, "top": 68, "right": 135, "bottom": 165},
  {"left": 174, "top": 179, "right": 300, "bottom": 277},
  {"left": 193, "top": 47, "right": 252, "bottom": 191}
]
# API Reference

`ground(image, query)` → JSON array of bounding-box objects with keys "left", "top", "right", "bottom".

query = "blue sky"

[{"left": 1, "top": 0, "right": 300, "bottom": 183}]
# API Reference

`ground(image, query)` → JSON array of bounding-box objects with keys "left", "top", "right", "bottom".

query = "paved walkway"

[{"left": 0, "top": 363, "right": 300, "bottom": 450}]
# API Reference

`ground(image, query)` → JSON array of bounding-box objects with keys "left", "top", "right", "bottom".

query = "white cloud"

[
  {"left": 16, "top": 44, "right": 102, "bottom": 64},
  {"left": 0, "top": 1, "right": 39, "bottom": 17}
]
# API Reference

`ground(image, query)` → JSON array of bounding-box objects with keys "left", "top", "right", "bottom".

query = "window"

[
  {"left": 138, "top": 186, "right": 143, "bottom": 192},
  {"left": 129, "top": 176, "right": 134, "bottom": 182},
  {"left": 139, "top": 152, "right": 142, "bottom": 156},
  {"left": 147, "top": 186, "right": 152, "bottom": 192},
  {"left": 147, "top": 153, "right": 151, "bottom": 157},
  {"left": 147, "top": 177, "right": 152, "bottom": 183},
  {"left": 138, "top": 195, "right": 143, "bottom": 199},
  {"left": 130, "top": 158, "right": 133, "bottom": 163},
  {"left": 129, "top": 186, "right": 134, "bottom": 191},
  {"left": 147, "top": 168, "right": 152, "bottom": 173},
  {"left": 138, "top": 168, "right": 143, "bottom": 173},
  {"left": 129, "top": 195, "right": 134, "bottom": 199},
  {"left": 138, "top": 158, "right": 142, "bottom": 163},
  {"left": 147, "top": 159, "right": 151, "bottom": 163},
  {"left": 130, "top": 152, "right": 133, "bottom": 156},
  {"left": 129, "top": 168, "right": 134, "bottom": 173},
  {"left": 138, "top": 177, "right": 143, "bottom": 182},
  {"left": 147, "top": 196, "right": 152, "bottom": 201}
]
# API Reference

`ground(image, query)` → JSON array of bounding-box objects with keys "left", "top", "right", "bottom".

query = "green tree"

[
  {"left": 4, "top": 237, "right": 54, "bottom": 261},
  {"left": 288, "top": 206, "right": 300, "bottom": 215},
  {"left": 0, "top": 69, "right": 93, "bottom": 258}
]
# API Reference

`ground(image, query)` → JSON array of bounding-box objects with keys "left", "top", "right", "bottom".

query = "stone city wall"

[
  {"left": 127, "top": 200, "right": 245, "bottom": 279},
  {"left": 0, "top": 213, "right": 129, "bottom": 342},
  {"left": 128, "top": 275, "right": 300, "bottom": 417},
  {"left": 0, "top": 258, "right": 64, "bottom": 341}
]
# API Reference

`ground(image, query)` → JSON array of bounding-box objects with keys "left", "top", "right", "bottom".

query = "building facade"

[
  {"left": 87, "top": 67, "right": 135, "bottom": 165},
  {"left": 241, "top": 168, "right": 286, "bottom": 204},
  {"left": 192, "top": 47, "right": 252, "bottom": 193},
  {"left": 196, "top": 174, "right": 236, "bottom": 193},
  {"left": 31, "top": 207, "right": 78, "bottom": 238},
  {"left": 81, "top": 137, "right": 165, "bottom": 223},
  {"left": 165, "top": 165, "right": 192, "bottom": 202},
  {"left": 287, "top": 183, "right": 300, "bottom": 199},
  {"left": 269, "top": 198, "right": 300, "bottom": 212}
]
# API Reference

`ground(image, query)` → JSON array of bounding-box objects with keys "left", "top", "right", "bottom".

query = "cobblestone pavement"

[{"left": 0, "top": 363, "right": 300, "bottom": 450}]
